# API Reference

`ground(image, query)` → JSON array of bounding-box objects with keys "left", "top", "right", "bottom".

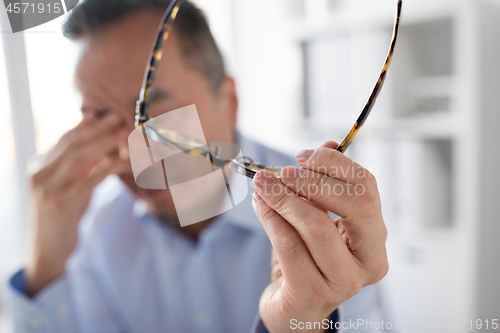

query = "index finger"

[
  {"left": 254, "top": 170, "right": 356, "bottom": 281},
  {"left": 30, "top": 116, "right": 124, "bottom": 180}
]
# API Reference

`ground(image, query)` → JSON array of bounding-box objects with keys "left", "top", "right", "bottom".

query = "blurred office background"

[{"left": 1, "top": 0, "right": 499, "bottom": 331}]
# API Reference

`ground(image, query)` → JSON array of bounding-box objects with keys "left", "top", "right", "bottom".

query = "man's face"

[{"left": 74, "top": 10, "right": 238, "bottom": 219}]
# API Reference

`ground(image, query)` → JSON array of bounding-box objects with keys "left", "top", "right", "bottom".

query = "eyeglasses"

[{"left": 135, "top": 0, "right": 402, "bottom": 179}]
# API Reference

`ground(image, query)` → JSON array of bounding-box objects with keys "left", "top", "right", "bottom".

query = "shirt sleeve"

[
  {"left": 7, "top": 270, "right": 78, "bottom": 333},
  {"left": 250, "top": 309, "right": 341, "bottom": 333}
]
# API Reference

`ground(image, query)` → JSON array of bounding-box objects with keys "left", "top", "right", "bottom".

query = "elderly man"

[{"left": 8, "top": 1, "right": 388, "bottom": 332}]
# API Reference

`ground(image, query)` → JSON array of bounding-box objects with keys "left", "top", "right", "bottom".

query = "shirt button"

[
  {"left": 196, "top": 312, "right": 211, "bottom": 326},
  {"left": 28, "top": 317, "right": 42, "bottom": 329}
]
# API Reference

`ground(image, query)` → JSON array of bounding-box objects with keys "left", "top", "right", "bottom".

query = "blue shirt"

[{"left": 7, "top": 135, "right": 384, "bottom": 333}]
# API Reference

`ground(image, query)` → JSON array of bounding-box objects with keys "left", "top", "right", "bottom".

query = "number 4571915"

[{"left": 6, "top": 2, "right": 62, "bottom": 14}]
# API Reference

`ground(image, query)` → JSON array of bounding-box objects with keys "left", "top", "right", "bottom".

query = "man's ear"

[{"left": 220, "top": 76, "right": 238, "bottom": 127}]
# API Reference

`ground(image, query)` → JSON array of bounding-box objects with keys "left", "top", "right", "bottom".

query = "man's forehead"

[
  {"left": 75, "top": 39, "right": 143, "bottom": 104},
  {"left": 76, "top": 11, "right": 165, "bottom": 68},
  {"left": 75, "top": 9, "right": 184, "bottom": 79}
]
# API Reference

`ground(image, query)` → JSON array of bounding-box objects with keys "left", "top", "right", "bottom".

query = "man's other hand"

[{"left": 25, "top": 115, "right": 127, "bottom": 297}]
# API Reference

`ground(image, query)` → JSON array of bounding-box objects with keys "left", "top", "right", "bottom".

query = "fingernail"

[
  {"left": 295, "top": 149, "right": 315, "bottom": 163},
  {"left": 253, "top": 170, "right": 278, "bottom": 188},
  {"left": 281, "top": 166, "right": 306, "bottom": 181}
]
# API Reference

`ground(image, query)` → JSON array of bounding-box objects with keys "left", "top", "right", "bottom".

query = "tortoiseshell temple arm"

[
  {"left": 135, "top": 0, "right": 183, "bottom": 127},
  {"left": 336, "top": 0, "right": 402, "bottom": 154}
]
